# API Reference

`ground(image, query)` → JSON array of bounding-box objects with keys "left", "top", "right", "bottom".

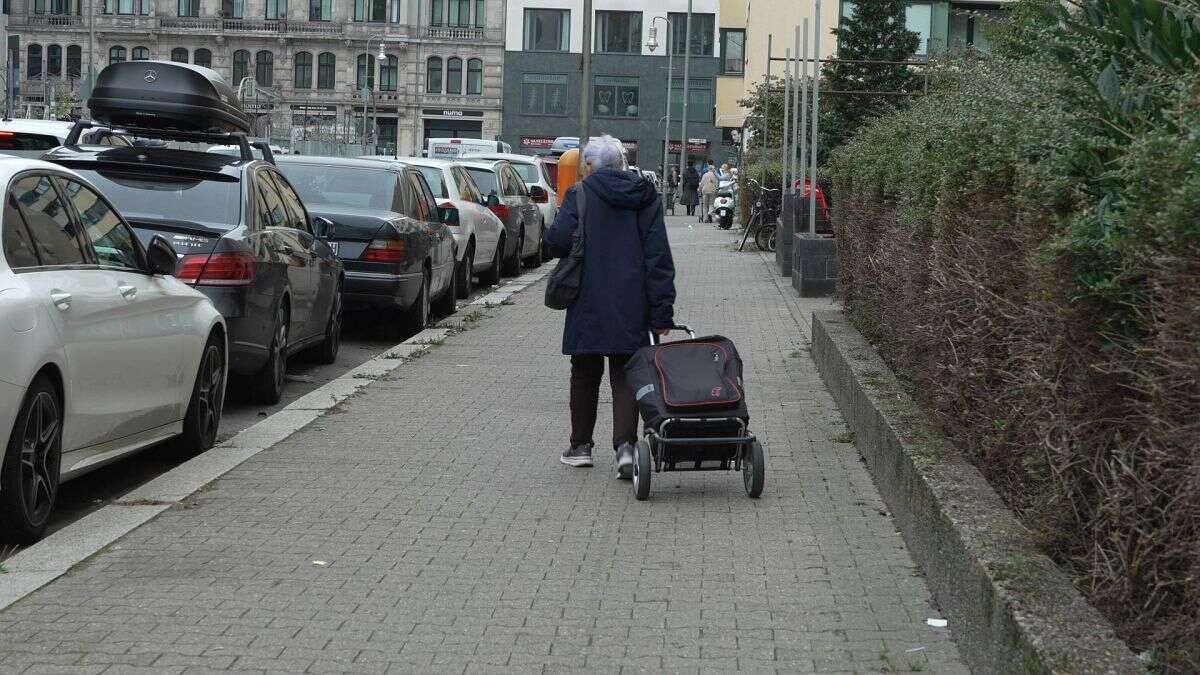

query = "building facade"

[
  {"left": 501, "top": 0, "right": 727, "bottom": 172},
  {"left": 4, "top": 0, "right": 505, "bottom": 156}
]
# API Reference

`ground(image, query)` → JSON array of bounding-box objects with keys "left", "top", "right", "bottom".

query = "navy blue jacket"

[{"left": 544, "top": 169, "right": 676, "bottom": 356}]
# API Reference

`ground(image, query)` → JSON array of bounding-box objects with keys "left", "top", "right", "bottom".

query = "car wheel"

[
  {"left": 400, "top": 269, "right": 431, "bottom": 335},
  {"left": 315, "top": 283, "right": 342, "bottom": 365},
  {"left": 433, "top": 262, "right": 457, "bottom": 317},
  {"left": 480, "top": 236, "right": 503, "bottom": 287},
  {"left": 456, "top": 243, "right": 473, "bottom": 299},
  {"left": 174, "top": 333, "right": 226, "bottom": 457},
  {"left": 0, "top": 375, "right": 62, "bottom": 543},
  {"left": 523, "top": 231, "right": 543, "bottom": 268},
  {"left": 251, "top": 303, "right": 289, "bottom": 405},
  {"left": 502, "top": 227, "right": 523, "bottom": 277}
]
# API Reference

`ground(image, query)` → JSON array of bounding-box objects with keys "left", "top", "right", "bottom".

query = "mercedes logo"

[{"left": 144, "top": 70, "right": 157, "bottom": 83}]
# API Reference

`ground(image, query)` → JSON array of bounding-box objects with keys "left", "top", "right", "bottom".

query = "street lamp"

[
  {"left": 363, "top": 34, "right": 388, "bottom": 152},
  {"left": 648, "top": 16, "right": 672, "bottom": 177}
]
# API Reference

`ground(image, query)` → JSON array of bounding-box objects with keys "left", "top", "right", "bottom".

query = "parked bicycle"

[{"left": 738, "top": 180, "right": 780, "bottom": 252}]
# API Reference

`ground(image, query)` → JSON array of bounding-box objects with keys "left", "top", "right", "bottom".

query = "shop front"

[{"left": 422, "top": 108, "right": 484, "bottom": 144}]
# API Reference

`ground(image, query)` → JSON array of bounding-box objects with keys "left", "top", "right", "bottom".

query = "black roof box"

[{"left": 88, "top": 61, "right": 252, "bottom": 135}]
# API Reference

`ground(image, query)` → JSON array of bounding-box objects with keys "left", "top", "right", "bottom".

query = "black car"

[
  {"left": 275, "top": 156, "right": 456, "bottom": 335},
  {"left": 42, "top": 145, "right": 344, "bottom": 404}
]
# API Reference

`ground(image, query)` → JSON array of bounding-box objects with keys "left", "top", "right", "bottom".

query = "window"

[
  {"left": 593, "top": 75, "right": 638, "bottom": 118},
  {"left": 309, "top": 0, "right": 330, "bottom": 20},
  {"left": 720, "top": 29, "right": 745, "bottom": 74},
  {"left": 524, "top": 9, "right": 569, "bottom": 51},
  {"left": 429, "top": 0, "right": 443, "bottom": 25},
  {"left": 416, "top": 167, "right": 447, "bottom": 199},
  {"left": 265, "top": 0, "right": 285, "bottom": 19},
  {"left": 354, "top": 0, "right": 386, "bottom": 21},
  {"left": 32, "top": 0, "right": 44, "bottom": 13},
  {"left": 426, "top": 56, "right": 442, "bottom": 93},
  {"left": 380, "top": 55, "right": 398, "bottom": 91},
  {"left": 232, "top": 50, "right": 250, "bottom": 84},
  {"left": 66, "top": 45, "right": 82, "bottom": 78},
  {"left": 264, "top": 173, "right": 310, "bottom": 233},
  {"left": 3, "top": 195, "right": 40, "bottom": 269},
  {"left": 11, "top": 176, "right": 86, "bottom": 267},
  {"left": 906, "top": 2, "right": 932, "bottom": 55},
  {"left": 445, "top": 57, "right": 462, "bottom": 94},
  {"left": 294, "top": 51, "right": 313, "bottom": 88},
  {"left": 466, "top": 58, "right": 482, "bottom": 95},
  {"left": 520, "top": 73, "right": 567, "bottom": 116},
  {"left": 27, "top": 45, "right": 42, "bottom": 78},
  {"left": 596, "top": 11, "right": 640, "bottom": 54},
  {"left": 669, "top": 78, "right": 713, "bottom": 123},
  {"left": 108, "top": 46, "right": 125, "bottom": 65},
  {"left": 49, "top": 0, "right": 70, "bottom": 14},
  {"left": 131, "top": 46, "right": 149, "bottom": 61},
  {"left": 171, "top": 47, "right": 188, "bottom": 63},
  {"left": 465, "top": 167, "right": 498, "bottom": 197},
  {"left": 669, "top": 12, "right": 714, "bottom": 56},
  {"left": 356, "top": 53, "right": 375, "bottom": 90},
  {"left": 105, "top": 0, "right": 148, "bottom": 14},
  {"left": 317, "top": 53, "right": 335, "bottom": 89},
  {"left": 221, "top": 0, "right": 243, "bottom": 18},
  {"left": 177, "top": 0, "right": 198, "bottom": 16},
  {"left": 194, "top": 48, "right": 212, "bottom": 68},
  {"left": 60, "top": 179, "right": 142, "bottom": 270},
  {"left": 255, "top": 50, "right": 273, "bottom": 87},
  {"left": 406, "top": 173, "right": 435, "bottom": 222},
  {"left": 453, "top": 167, "right": 482, "bottom": 203},
  {"left": 448, "top": 0, "right": 469, "bottom": 26},
  {"left": 46, "top": 45, "right": 61, "bottom": 77},
  {"left": 474, "top": 0, "right": 484, "bottom": 27}
]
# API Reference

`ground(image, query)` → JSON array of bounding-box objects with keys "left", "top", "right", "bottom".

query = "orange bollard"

[{"left": 556, "top": 148, "right": 580, "bottom": 206}]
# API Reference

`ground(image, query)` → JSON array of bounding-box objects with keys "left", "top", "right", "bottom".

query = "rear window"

[
  {"left": 0, "top": 132, "right": 60, "bottom": 152},
  {"left": 465, "top": 167, "right": 499, "bottom": 196},
  {"left": 279, "top": 163, "right": 398, "bottom": 212},
  {"left": 509, "top": 162, "right": 539, "bottom": 183},
  {"left": 416, "top": 166, "right": 448, "bottom": 198},
  {"left": 72, "top": 168, "right": 242, "bottom": 231},
  {"left": 542, "top": 162, "right": 558, "bottom": 189}
]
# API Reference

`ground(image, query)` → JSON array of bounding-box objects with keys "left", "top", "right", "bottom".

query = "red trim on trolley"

[{"left": 651, "top": 342, "right": 743, "bottom": 409}]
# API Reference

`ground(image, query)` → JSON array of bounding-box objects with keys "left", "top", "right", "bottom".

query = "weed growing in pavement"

[
  {"left": 461, "top": 310, "right": 486, "bottom": 323},
  {"left": 830, "top": 431, "right": 856, "bottom": 444},
  {"left": 878, "top": 653, "right": 925, "bottom": 673},
  {"left": 789, "top": 350, "right": 803, "bottom": 358},
  {"left": 500, "top": 298, "right": 515, "bottom": 306}
]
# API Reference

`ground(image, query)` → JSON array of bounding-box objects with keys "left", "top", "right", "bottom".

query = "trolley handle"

[{"left": 649, "top": 324, "right": 696, "bottom": 345}]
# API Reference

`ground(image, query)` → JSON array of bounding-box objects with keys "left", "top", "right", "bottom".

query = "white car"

[
  {"left": 0, "top": 118, "right": 131, "bottom": 158},
  {"left": 466, "top": 153, "right": 558, "bottom": 239},
  {"left": 0, "top": 157, "right": 227, "bottom": 542}
]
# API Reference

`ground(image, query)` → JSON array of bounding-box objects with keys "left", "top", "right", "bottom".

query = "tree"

[
  {"left": 51, "top": 87, "right": 80, "bottom": 121},
  {"left": 822, "top": 0, "right": 920, "bottom": 152},
  {"left": 737, "top": 75, "right": 787, "bottom": 164}
]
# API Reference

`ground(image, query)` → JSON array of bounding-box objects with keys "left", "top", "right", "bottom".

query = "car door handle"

[
  {"left": 118, "top": 282, "right": 137, "bottom": 300},
  {"left": 49, "top": 290, "right": 72, "bottom": 311}
]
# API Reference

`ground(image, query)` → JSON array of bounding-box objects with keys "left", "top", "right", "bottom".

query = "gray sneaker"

[
  {"left": 615, "top": 442, "right": 635, "bottom": 479},
  {"left": 561, "top": 443, "right": 594, "bottom": 467}
]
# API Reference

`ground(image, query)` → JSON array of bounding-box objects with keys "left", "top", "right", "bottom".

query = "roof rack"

[{"left": 65, "top": 120, "right": 272, "bottom": 164}]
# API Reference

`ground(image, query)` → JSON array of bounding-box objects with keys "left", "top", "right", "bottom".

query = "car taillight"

[
  {"left": 361, "top": 239, "right": 405, "bottom": 263},
  {"left": 176, "top": 252, "right": 256, "bottom": 286},
  {"left": 489, "top": 203, "right": 511, "bottom": 220}
]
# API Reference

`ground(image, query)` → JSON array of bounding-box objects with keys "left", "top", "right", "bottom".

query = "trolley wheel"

[
  {"left": 743, "top": 439, "right": 765, "bottom": 498},
  {"left": 633, "top": 439, "right": 652, "bottom": 501}
]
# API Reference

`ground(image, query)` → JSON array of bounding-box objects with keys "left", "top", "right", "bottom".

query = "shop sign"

[
  {"left": 422, "top": 108, "right": 485, "bottom": 117},
  {"left": 668, "top": 139, "right": 710, "bottom": 153},
  {"left": 521, "top": 136, "right": 555, "bottom": 150}
]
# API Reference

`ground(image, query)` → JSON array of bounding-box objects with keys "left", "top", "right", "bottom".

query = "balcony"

[
  {"left": 11, "top": 13, "right": 84, "bottom": 28},
  {"left": 423, "top": 25, "right": 502, "bottom": 43},
  {"left": 156, "top": 17, "right": 345, "bottom": 37}
]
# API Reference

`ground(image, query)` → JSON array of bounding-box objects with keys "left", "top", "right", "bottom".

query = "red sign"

[
  {"left": 521, "top": 136, "right": 555, "bottom": 149},
  {"left": 668, "top": 139, "right": 710, "bottom": 153}
]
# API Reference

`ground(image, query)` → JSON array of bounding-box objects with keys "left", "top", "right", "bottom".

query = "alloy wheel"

[
  {"left": 196, "top": 343, "right": 225, "bottom": 445},
  {"left": 19, "top": 391, "right": 60, "bottom": 524},
  {"left": 273, "top": 316, "right": 288, "bottom": 392}
]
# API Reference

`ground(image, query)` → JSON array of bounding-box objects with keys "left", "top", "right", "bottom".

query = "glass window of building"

[
  {"left": 317, "top": 52, "right": 335, "bottom": 89},
  {"left": 310, "top": 0, "right": 330, "bottom": 20},
  {"left": 669, "top": 13, "right": 714, "bottom": 56},
  {"left": 446, "top": 57, "right": 462, "bottom": 94},
  {"left": 265, "top": 0, "right": 285, "bottom": 19},
  {"left": 171, "top": 47, "right": 188, "bottom": 63},
  {"left": 448, "top": 0, "right": 469, "bottom": 26},
  {"left": 593, "top": 76, "right": 638, "bottom": 118},
  {"left": 380, "top": 55, "right": 398, "bottom": 91},
  {"left": 256, "top": 50, "right": 273, "bottom": 87},
  {"left": 294, "top": 51, "right": 313, "bottom": 88},
  {"left": 66, "top": 45, "right": 82, "bottom": 77},
  {"left": 107, "top": 46, "right": 124, "bottom": 65},
  {"left": 521, "top": 73, "right": 567, "bottom": 116},
  {"left": 46, "top": 45, "right": 61, "bottom": 77},
  {"left": 426, "top": 56, "right": 442, "bottom": 93},
  {"left": 669, "top": 78, "right": 713, "bottom": 123},
  {"left": 429, "top": 0, "right": 443, "bottom": 25},
  {"left": 595, "top": 11, "right": 641, "bottom": 54},
  {"left": 131, "top": 46, "right": 149, "bottom": 61},
  {"left": 178, "top": 0, "right": 199, "bottom": 16},
  {"left": 232, "top": 49, "right": 250, "bottom": 84},
  {"left": 474, "top": 0, "right": 484, "bottom": 28},
  {"left": 720, "top": 29, "right": 744, "bottom": 74},
  {"left": 466, "top": 58, "right": 482, "bottom": 95},
  {"left": 194, "top": 48, "right": 212, "bottom": 68},
  {"left": 27, "top": 45, "right": 42, "bottom": 78},
  {"left": 524, "top": 9, "right": 569, "bottom": 52},
  {"left": 356, "top": 53, "right": 375, "bottom": 89},
  {"left": 221, "top": 0, "right": 243, "bottom": 18}
]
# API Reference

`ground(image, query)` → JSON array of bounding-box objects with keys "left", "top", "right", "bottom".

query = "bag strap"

[{"left": 575, "top": 184, "right": 586, "bottom": 242}]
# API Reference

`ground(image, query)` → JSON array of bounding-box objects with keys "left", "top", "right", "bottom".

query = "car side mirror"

[
  {"left": 529, "top": 185, "right": 548, "bottom": 203},
  {"left": 313, "top": 216, "right": 336, "bottom": 239},
  {"left": 146, "top": 235, "right": 178, "bottom": 276},
  {"left": 486, "top": 193, "right": 501, "bottom": 207},
  {"left": 438, "top": 205, "right": 459, "bottom": 225}
]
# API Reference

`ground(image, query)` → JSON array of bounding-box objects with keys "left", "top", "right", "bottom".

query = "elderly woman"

[{"left": 543, "top": 135, "right": 677, "bottom": 476}]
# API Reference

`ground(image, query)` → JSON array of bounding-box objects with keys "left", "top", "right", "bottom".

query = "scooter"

[{"left": 710, "top": 179, "right": 737, "bottom": 229}]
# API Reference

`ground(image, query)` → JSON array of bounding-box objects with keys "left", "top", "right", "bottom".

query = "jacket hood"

[{"left": 583, "top": 169, "right": 657, "bottom": 210}]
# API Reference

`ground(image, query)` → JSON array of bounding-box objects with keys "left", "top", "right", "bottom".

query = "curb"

[
  {"left": 810, "top": 311, "right": 1143, "bottom": 674},
  {"left": 0, "top": 267, "right": 552, "bottom": 611}
]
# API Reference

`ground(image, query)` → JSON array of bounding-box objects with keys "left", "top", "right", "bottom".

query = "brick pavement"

[{"left": 0, "top": 215, "right": 967, "bottom": 674}]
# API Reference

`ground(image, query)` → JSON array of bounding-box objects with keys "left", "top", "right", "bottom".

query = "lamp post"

[
  {"left": 648, "top": 16, "right": 672, "bottom": 173},
  {"left": 679, "top": 0, "right": 692, "bottom": 183},
  {"left": 362, "top": 35, "right": 387, "bottom": 152}
]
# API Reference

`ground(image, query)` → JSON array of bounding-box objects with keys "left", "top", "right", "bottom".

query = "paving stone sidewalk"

[{"left": 0, "top": 216, "right": 967, "bottom": 674}]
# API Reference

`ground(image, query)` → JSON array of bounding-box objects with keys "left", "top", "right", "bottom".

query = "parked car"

[
  {"left": 458, "top": 159, "right": 544, "bottom": 275},
  {"left": 377, "top": 156, "right": 506, "bottom": 294},
  {"left": 0, "top": 157, "right": 227, "bottom": 542},
  {"left": 43, "top": 144, "right": 344, "bottom": 404},
  {"left": 0, "top": 119, "right": 131, "bottom": 158},
  {"left": 466, "top": 153, "right": 558, "bottom": 250},
  {"left": 275, "top": 156, "right": 456, "bottom": 335}
]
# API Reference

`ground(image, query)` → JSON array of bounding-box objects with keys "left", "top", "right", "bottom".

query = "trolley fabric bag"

[
  {"left": 544, "top": 186, "right": 587, "bottom": 310},
  {"left": 625, "top": 335, "right": 748, "bottom": 429}
]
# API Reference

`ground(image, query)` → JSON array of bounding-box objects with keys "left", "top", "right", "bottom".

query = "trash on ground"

[
  {"left": 311, "top": 560, "right": 328, "bottom": 567},
  {"left": 926, "top": 618, "right": 948, "bottom": 628},
  {"left": 905, "top": 646, "right": 926, "bottom": 653}
]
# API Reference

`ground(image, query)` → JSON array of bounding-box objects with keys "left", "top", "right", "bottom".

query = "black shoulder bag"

[{"left": 544, "top": 186, "right": 586, "bottom": 310}]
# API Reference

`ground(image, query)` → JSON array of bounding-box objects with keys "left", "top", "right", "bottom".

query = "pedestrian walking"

[
  {"left": 666, "top": 166, "right": 680, "bottom": 216},
  {"left": 699, "top": 166, "right": 719, "bottom": 223},
  {"left": 543, "top": 135, "right": 677, "bottom": 477},
  {"left": 681, "top": 164, "right": 700, "bottom": 216}
]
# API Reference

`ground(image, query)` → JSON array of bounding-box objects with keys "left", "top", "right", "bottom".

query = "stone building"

[{"left": 4, "top": 0, "right": 504, "bottom": 156}]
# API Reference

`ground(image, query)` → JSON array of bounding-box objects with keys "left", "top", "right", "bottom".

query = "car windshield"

[
  {"left": 416, "top": 166, "right": 448, "bottom": 198},
  {"left": 465, "top": 167, "right": 499, "bottom": 196},
  {"left": 71, "top": 168, "right": 242, "bottom": 231},
  {"left": 279, "top": 164, "right": 397, "bottom": 211},
  {"left": 509, "top": 162, "right": 539, "bottom": 183}
]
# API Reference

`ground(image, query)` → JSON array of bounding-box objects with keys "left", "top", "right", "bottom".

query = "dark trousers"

[{"left": 570, "top": 355, "right": 638, "bottom": 449}]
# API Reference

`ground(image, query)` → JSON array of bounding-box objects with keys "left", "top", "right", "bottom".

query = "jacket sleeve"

[
  {"left": 640, "top": 198, "right": 676, "bottom": 329},
  {"left": 543, "top": 185, "right": 579, "bottom": 259}
]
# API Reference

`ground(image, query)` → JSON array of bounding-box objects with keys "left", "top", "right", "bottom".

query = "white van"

[{"left": 426, "top": 137, "right": 511, "bottom": 159}]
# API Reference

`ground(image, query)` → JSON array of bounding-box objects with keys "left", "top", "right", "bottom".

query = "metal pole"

[
  {"left": 791, "top": 25, "right": 800, "bottom": 194},
  {"left": 678, "top": 0, "right": 692, "bottom": 185},
  {"left": 780, "top": 48, "right": 790, "bottom": 198},
  {"left": 662, "top": 17, "right": 672, "bottom": 175},
  {"left": 798, "top": 18, "right": 809, "bottom": 221},
  {"left": 808, "top": 0, "right": 821, "bottom": 236},
  {"left": 578, "top": 0, "right": 593, "bottom": 178},
  {"left": 761, "top": 33, "right": 771, "bottom": 187}
]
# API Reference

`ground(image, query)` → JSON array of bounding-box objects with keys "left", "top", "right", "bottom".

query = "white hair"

[{"left": 582, "top": 135, "right": 625, "bottom": 172}]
